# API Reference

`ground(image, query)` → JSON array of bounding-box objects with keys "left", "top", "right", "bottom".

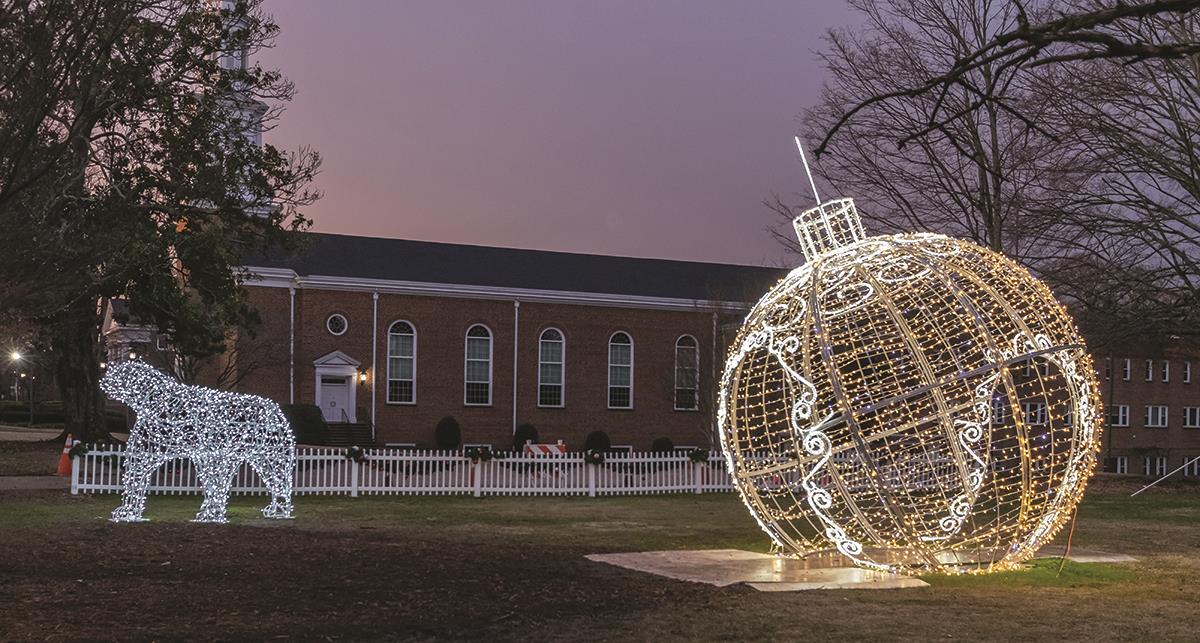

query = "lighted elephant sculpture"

[{"left": 100, "top": 361, "right": 296, "bottom": 523}]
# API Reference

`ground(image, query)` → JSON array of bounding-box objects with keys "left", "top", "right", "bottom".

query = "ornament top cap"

[{"left": 792, "top": 197, "right": 865, "bottom": 262}]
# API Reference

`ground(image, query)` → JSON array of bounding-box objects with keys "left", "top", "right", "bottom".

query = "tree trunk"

[{"left": 53, "top": 297, "right": 110, "bottom": 443}]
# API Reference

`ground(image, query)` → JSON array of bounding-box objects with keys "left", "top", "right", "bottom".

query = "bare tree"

[
  {"left": 777, "top": 0, "right": 1093, "bottom": 268},
  {"left": 816, "top": 0, "right": 1200, "bottom": 151},
  {"left": 1045, "top": 6, "right": 1200, "bottom": 340}
]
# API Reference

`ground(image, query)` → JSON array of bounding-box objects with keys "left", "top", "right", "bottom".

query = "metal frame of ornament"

[{"left": 717, "top": 197, "right": 1103, "bottom": 575}]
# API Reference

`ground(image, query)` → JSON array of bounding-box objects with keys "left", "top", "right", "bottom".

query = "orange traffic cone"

[{"left": 56, "top": 433, "right": 74, "bottom": 476}]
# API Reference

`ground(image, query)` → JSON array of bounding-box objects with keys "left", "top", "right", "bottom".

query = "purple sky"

[{"left": 257, "top": 1, "right": 859, "bottom": 267}]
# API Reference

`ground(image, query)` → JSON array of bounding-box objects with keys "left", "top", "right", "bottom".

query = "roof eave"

[{"left": 239, "top": 265, "right": 752, "bottom": 313}]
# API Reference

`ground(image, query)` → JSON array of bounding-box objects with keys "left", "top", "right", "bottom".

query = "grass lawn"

[{"left": 1, "top": 458, "right": 1199, "bottom": 641}]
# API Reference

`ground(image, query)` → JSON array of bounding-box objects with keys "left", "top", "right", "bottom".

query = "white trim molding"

[
  {"left": 241, "top": 266, "right": 753, "bottom": 313},
  {"left": 313, "top": 350, "right": 361, "bottom": 424}
]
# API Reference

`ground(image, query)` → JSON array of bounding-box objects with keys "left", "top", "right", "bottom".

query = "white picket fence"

[{"left": 70, "top": 445, "right": 737, "bottom": 498}]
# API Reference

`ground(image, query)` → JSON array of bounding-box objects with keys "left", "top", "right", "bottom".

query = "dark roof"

[{"left": 245, "top": 233, "right": 787, "bottom": 303}]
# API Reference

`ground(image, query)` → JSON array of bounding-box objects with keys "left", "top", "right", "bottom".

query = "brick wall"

[
  {"left": 239, "top": 284, "right": 738, "bottom": 450},
  {"left": 1096, "top": 355, "right": 1200, "bottom": 475}
]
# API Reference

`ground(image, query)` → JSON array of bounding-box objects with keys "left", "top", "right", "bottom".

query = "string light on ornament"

[
  {"left": 100, "top": 360, "right": 296, "bottom": 523},
  {"left": 715, "top": 138, "right": 1103, "bottom": 574}
]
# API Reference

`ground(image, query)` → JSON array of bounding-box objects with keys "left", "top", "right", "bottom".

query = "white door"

[{"left": 320, "top": 376, "right": 351, "bottom": 422}]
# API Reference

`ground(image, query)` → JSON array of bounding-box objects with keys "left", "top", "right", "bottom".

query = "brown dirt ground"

[{"left": 1, "top": 442, "right": 1198, "bottom": 642}]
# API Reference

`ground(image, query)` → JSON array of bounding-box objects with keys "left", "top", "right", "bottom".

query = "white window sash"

[
  {"left": 537, "top": 330, "right": 565, "bottom": 408},
  {"left": 464, "top": 326, "right": 493, "bottom": 406}
]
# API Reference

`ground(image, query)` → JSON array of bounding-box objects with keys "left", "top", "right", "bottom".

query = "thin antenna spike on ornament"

[{"left": 794, "top": 135, "right": 821, "bottom": 207}]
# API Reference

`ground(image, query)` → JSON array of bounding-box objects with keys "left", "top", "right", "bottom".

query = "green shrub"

[
  {"left": 512, "top": 423, "right": 538, "bottom": 451},
  {"left": 652, "top": 437, "right": 675, "bottom": 453},
  {"left": 584, "top": 430, "right": 611, "bottom": 452},
  {"left": 435, "top": 416, "right": 462, "bottom": 449},
  {"left": 281, "top": 404, "right": 329, "bottom": 445}
]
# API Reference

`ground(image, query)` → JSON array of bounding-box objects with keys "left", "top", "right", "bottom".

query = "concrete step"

[{"left": 325, "top": 422, "right": 374, "bottom": 447}]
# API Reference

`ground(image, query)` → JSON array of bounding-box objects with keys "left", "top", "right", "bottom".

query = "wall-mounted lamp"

[
  {"left": 128, "top": 351, "right": 138, "bottom": 360},
  {"left": 358, "top": 368, "right": 369, "bottom": 384}
]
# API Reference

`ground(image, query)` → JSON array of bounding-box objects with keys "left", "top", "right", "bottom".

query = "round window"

[{"left": 326, "top": 313, "right": 348, "bottom": 336}]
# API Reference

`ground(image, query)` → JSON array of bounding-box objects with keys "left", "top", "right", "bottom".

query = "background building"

[
  {"left": 1097, "top": 347, "right": 1200, "bottom": 478},
  {"left": 234, "top": 233, "right": 784, "bottom": 450}
]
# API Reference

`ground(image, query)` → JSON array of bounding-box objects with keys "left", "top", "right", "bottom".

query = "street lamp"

[{"left": 10, "top": 350, "right": 33, "bottom": 427}]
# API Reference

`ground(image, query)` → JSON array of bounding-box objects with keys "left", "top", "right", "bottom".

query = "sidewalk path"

[
  {"left": 0, "top": 475, "right": 69, "bottom": 491},
  {"left": 0, "top": 425, "right": 62, "bottom": 441}
]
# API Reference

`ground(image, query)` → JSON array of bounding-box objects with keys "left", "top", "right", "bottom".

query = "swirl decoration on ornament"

[{"left": 930, "top": 365, "right": 1003, "bottom": 540}]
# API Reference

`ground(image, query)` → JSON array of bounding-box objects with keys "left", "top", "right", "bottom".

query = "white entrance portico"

[{"left": 314, "top": 350, "right": 360, "bottom": 423}]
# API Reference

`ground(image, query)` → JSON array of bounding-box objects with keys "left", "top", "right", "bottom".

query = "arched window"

[
  {"left": 674, "top": 335, "right": 699, "bottom": 410},
  {"left": 464, "top": 324, "right": 492, "bottom": 406},
  {"left": 386, "top": 321, "right": 416, "bottom": 404},
  {"left": 608, "top": 331, "right": 633, "bottom": 409},
  {"left": 538, "top": 328, "right": 565, "bottom": 407}
]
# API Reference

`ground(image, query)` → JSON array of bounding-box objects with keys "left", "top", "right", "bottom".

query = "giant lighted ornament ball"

[
  {"left": 101, "top": 361, "right": 296, "bottom": 523},
  {"left": 717, "top": 198, "right": 1103, "bottom": 574}
]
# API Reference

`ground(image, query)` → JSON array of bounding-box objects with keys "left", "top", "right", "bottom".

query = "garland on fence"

[
  {"left": 584, "top": 449, "right": 606, "bottom": 465},
  {"left": 465, "top": 446, "right": 503, "bottom": 463},
  {"left": 68, "top": 443, "right": 89, "bottom": 459},
  {"left": 345, "top": 446, "right": 368, "bottom": 463},
  {"left": 687, "top": 448, "right": 709, "bottom": 464}
]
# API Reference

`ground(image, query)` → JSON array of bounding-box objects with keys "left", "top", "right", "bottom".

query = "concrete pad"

[
  {"left": 749, "top": 574, "right": 929, "bottom": 592},
  {"left": 586, "top": 549, "right": 930, "bottom": 591},
  {"left": 1036, "top": 546, "right": 1139, "bottom": 564}
]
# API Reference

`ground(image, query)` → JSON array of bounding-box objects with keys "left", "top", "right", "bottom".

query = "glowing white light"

[
  {"left": 100, "top": 361, "right": 296, "bottom": 523},
  {"left": 717, "top": 197, "right": 1103, "bottom": 574}
]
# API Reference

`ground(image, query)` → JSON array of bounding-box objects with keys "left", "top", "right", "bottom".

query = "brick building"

[
  {"left": 232, "top": 233, "right": 783, "bottom": 450},
  {"left": 1097, "top": 348, "right": 1200, "bottom": 478}
]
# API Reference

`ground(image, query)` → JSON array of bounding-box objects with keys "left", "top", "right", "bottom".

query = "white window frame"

[
  {"left": 1162, "top": 360, "right": 1170, "bottom": 383},
  {"left": 991, "top": 398, "right": 1010, "bottom": 424},
  {"left": 1184, "top": 456, "right": 1200, "bottom": 477},
  {"left": 462, "top": 442, "right": 492, "bottom": 450},
  {"left": 1122, "top": 358, "right": 1131, "bottom": 381},
  {"left": 1103, "top": 358, "right": 1111, "bottom": 381},
  {"left": 1115, "top": 456, "right": 1128, "bottom": 474},
  {"left": 1144, "top": 456, "right": 1167, "bottom": 476},
  {"left": 607, "top": 331, "right": 634, "bottom": 409},
  {"left": 156, "top": 335, "right": 168, "bottom": 351},
  {"left": 1185, "top": 361, "right": 1192, "bottom": 384},
  {"left": 326, "top": 312, "right": 348, "bottom": 336},
  {"left": 674, "top": 335, "right": 700, "bottom": 411},
  {"left": 385, "top": 320, "right": 417, "bottom": 405},
  {"left": 1022, "top": 402, "right": 1047, "bottom": 425},
  {"left": 1145, "top": 359, "right": 1154, "bottom": 382},
  {"left": 609, "top": 444, "right": 634, "bottom": 454},
  {"left": 464, "top": 324, "right": 493, "bottom": 406},
  {"left": 537, "top": 327, "right": 565, "bottom": 408},
  {"left": 1183, "top": 407, "right": 1200, "bottom": 429},
  {"left": 1145, "top": 405, "right": 1168, "bottom": 428},
  {"left": 1109, "top": 404, "right": 1129, "bottom": 427},
  {"left": 1020, "top": 359, "right": 1048, "bottom": 378}
]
